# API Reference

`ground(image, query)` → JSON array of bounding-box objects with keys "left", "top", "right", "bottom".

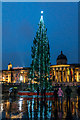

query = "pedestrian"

[
  {"left": 65, "top": 85, "right": 72, "bottom": 107},
  {"left": 54, "top": 87, "right": 58, "bottom": 101},
  {"left": 57, "top": 87, "right": 64, "bottom": 103},
  {"left": 77, "top": 86, "right": 80, "bottom": 96}
]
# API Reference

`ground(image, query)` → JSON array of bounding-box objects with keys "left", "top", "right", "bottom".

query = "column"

[
  {"left": 63, "top": 68, "right": 66, "bottom": 82},
  {"left": 62, "top": 71, "right": 64, "bottom": 82},
  {"left": 57, "top": 70, "right": 58, "bottom": 82},
  {"left": 73, "top": 68, "right": 75, "bottom": 82},
  {"left": 60, "top": 71, "right": 61, "bottom": 82},
  {"left": 65, "top": 68, "right": 68, "bottom": 82},
  {"left": 24, "top": 74, "right": 25, "bottom": 83},
  {"left": 8, "top": 72, "right": 11, "bottom": 83},
  {"left": 71, "top": 68, "right": 73, "bottom": 82},
  {"left": 60, "top": 67, "right": 62, "bottom": 82},
  {"left": 61, "top": 71, "right": 63, "bottom": 82},
  {"left": 54, "top": 68, "right": 56, "bottom": 82},
  {"left": 62, "top": 68, "right": 64, "bottom": 82},
  {"left": 69, "top": 68, "right": 72, "bottom": 82},
  {"left": 77, "top": 70, "right": 79, "bottom": 82},
  {"left": 65, "top": 68, "right": 67, "bottom": 82},
  {"left": 58, "top": 69, "right": 60, "bottom": 82},
  {"left": 23, "top": 72, "right": 25, "bottom": 83},
  {"left": 61, "top": 70, "right": 63, "bottom": 82},
  {"left": 67, "top": 68, "right": 69, "bottom": 82}
]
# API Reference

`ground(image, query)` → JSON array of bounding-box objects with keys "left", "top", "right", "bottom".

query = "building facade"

[
  {"left": 1, "top": 63, "right": 29, "bottom": 84},
  {"left": 50, "top": 51, "right": 80, "bottom": 84}
]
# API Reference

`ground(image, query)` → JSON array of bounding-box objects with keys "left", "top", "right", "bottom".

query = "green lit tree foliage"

[{"left": 29, "top": 12, "right": 51, "bottom": 89}]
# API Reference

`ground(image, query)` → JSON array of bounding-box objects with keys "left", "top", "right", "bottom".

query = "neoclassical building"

[
  {"left": 1, "top": 51, "right": 80, "bottom": 85},
  {"left": 50, "top": 51, "right": 80, "bottom": 85}
]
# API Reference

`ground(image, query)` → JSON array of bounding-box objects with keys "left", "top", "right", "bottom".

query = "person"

[
  {"left": 57, "top": 87, "right": 64, "bottom": 103},
  {"left": 9, "top": 87, "right": 14, "bottom": 97},
  {"left": 65, "top": 85, "right": 72, "bottom": 107},
  {"left": 54, "top": 88, "right": 58, "bottom": 101},
  {"left": 14, "top": 87, "right": 17, "bottom": 96},
  {"left": 77, "top": 86, "right": 80, "bottom": 96}
]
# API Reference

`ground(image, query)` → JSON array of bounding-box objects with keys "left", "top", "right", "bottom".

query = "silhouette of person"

[
  {"left": 65, "top": 85, "right": 72, "bottom": 107},
  {"left": 54, "top": 88, "right": 58, "bottom": 101},
  {"left": 77, "top": 86, "right": 80, "bottom": 97}
]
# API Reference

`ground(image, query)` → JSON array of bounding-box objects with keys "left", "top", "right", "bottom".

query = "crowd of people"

[
  {"left": 53, "top": 85, "right": 73, "bottom": 104},
  {"left": 37, "top": 85, "right": 80, "bottom": 103}
]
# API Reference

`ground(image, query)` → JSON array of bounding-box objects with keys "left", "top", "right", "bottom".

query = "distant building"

[
  {"left": 50, "top": 51, "right": 80, "bottom": 84},
  {"left": 1, "top": 63, "right": 29, "bottom": 83},
  {"left": 1, "top": 51, "right": 80, "bottom": 85}
]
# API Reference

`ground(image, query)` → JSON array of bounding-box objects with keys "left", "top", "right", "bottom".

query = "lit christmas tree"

[{"left": 29, "top": 11, "right": 51, "bottom": 90}]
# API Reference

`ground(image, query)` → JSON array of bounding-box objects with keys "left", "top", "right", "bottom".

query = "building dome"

[{"left": 57, "top": 51, "right": 67, "bottom": 65}]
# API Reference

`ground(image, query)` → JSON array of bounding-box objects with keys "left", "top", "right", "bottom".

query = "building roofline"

[{"left": 50, "top": 64, "right": 80, "bottom": 67}]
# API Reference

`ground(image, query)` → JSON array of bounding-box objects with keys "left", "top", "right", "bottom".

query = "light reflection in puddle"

[
  {"left": 1, "top": 95, "right": 80, "bottom": 119},
  {"left": 18, "top": 98, "right": 23, "bottom": 111}
]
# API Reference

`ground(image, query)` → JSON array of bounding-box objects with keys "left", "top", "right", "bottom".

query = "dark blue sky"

[{"left": 2, "top": 2, "right": 78, "bottom": 69}]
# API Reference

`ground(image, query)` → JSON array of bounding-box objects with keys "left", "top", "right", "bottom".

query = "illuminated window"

[{"left": 20, "top": 76, "right": 23, "bottom": 81}]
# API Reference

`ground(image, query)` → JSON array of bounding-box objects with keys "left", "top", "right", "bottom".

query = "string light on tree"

[{"left": 29, "top": 11, "right": 51, "bottom": 90}]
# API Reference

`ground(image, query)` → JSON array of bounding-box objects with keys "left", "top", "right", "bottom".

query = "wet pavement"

[{"left": 0, "top": 93, "right": 80, "bottom": 120}]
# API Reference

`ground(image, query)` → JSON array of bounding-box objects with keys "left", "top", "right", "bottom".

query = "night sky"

[{"left": 2, "top": 2, "right": 78, "bottom": 69}]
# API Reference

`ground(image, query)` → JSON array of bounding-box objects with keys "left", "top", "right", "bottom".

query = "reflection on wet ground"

[{"left": 1, "top": 94, "right": 80, "bottom": 120}]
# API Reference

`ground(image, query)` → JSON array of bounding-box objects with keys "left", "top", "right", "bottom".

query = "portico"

[{"left": 50, "top": 51, "right": 80, "bottom": 83}]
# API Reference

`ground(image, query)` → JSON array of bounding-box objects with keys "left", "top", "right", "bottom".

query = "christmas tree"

[{"left": 29, "top": 11, "right": 51, "bottom": 90}]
